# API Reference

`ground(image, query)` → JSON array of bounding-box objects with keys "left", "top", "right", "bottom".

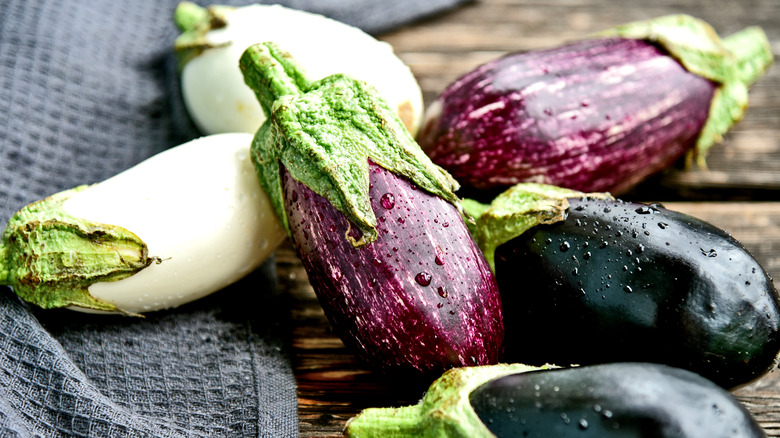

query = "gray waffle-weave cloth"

[{"left": 0, "top": 0, "right": 470, "bottom": 436}]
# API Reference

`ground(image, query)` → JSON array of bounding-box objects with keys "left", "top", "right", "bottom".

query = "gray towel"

[{"left": 0, "top": 0, "right": 470, "bottom": 436}]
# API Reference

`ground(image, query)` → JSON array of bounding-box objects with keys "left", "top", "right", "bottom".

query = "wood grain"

[{"left": 288, "top": 0, "right": 780, "bottom": 435}]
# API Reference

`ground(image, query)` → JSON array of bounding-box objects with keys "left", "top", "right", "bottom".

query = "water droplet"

[
  {"left": 583, "top": 251, "right": 592, "bottom": 260},
  {"left": 435, "top": 251, "right": 445, "bottom": 265},
  {"left": 658, "top": 222, "right": 668, "bottom": 229},
  {"left": 437, "top": 286, "right": 448, "bottom": 298},
  {"left": 380, "top": 193, "right": 395, "bottom": 209},
  {"left": 371, "top": 257, "right": 382, "bottom": 267},
  {"left": 560, "top": 241, "right": 571, "bottom": 252},
  {"left": 397, "top": 217, "right": 405, "bottom": 224},
  {"left": 545, "top": 238, "right": 553, "bottom": 245},
  {"left": 635, "top": 206, "right": 653, "bottom": 214},
  {"left": 599, "top": 241, "right": 608, "bottom": 249},
  {"left": 624, "top": 285, "right": 633, "bottom": 293},
  {"left": 636, "top": 244, "right": 645, "bottom": 254},
  {"left": 578, "top": 418, "right": 589, "bottom": 430},
  {"left": 572, "top": 267, "right": 579, "bottom": 276},
  {"left": 415, "top": 272, "right": 432, "bottom": 286},
  {"left": 700, "top": 248, "right": 718, "bottom": 257},
  {"left": 603, "top": 206, "right": 611, "bottom": 213}
]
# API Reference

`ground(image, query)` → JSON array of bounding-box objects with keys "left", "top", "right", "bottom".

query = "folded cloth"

[{"left": 0, "top": 0, "right": 470, "bottom": 436}]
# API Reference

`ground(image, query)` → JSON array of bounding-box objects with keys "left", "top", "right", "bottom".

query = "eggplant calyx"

[
  {"left": 240, "top": 42, "right": 460, "bottom": 248},
  {"left": 173, "top": 2, "right": 234, "bottom": 70},
  {"left": 598, "top": 14, "right": 773, "bottom": 168},
  {"left": 464, "top": 183, "right": 612, "bottom": 272},
  {"left": 344, "top": 364, "right": 546, "bottom": 438},
  {"left": 0, "top": 186, "right": 153, "bottom": 315}
]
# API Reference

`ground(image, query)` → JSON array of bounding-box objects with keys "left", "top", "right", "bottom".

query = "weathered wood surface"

[{"left": 287, "top": 0, "right": 780, "bottom": 436}]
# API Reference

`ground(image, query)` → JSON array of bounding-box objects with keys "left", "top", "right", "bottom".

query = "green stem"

[
  {"left": 0, "top": 242, "right": 9, "bottom": 285},
  {"left": 173, "top": 1, "right": 209, "bottom": 32},
  {"left": 239, "top": 43, "right": 312, "bottom": 118},
  {"left": 344, "top": 404, "right": 426, "bottom": 437},
  {"left": 723, "top": 26, "right": 774, "bottom": 87}
]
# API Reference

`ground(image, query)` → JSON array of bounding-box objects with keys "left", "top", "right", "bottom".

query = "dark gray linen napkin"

[{"left": 0, "top": 0, "right": 470, "bottom": 436}]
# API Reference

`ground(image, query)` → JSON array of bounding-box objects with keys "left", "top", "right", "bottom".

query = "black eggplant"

[
  {"left": 464, "top": 183, "right": 780, "bottom": 389},
  {"left": 344, "top": 362, "right": 766, "bottom": 437}
]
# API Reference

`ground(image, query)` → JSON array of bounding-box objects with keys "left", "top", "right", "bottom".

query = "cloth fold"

[{"left": 0, "top": 0, "right": 470, "bottom": 436}]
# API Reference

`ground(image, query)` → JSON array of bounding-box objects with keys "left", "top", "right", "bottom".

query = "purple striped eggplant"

[
  {"left": 239, "top": 42, "right": 503, "bottom": 377},
  {"left": 418, "top": 15, "right": 773, "bottom": 196}
]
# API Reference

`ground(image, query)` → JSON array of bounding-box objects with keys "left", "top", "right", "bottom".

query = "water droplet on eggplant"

[
  {"left": 415, "top": 271, "right": 432, "bottom": 286},
  {"left": 380, "top": 193, "right": 395, "bottom": 209}
]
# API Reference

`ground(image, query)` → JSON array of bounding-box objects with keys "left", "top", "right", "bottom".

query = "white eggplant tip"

[{"left": 179, "top": 4, "right": 424, "bottom": 136}]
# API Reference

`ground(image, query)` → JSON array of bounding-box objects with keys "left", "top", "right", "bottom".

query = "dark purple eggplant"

[
  {"left": 239, "top": 42, "right": 503, "bottom": 377},
  {"left": 464, "top": 183, "right": 780, "bottom": 389},
  {"left": 418, "top": 15, "right": 772, "bottom": 196},
  {"left": 344, "top": 362, "right": 765, "bottom": 437}
]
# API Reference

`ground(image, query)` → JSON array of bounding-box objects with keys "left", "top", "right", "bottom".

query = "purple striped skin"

[
  {"left": 282, "top": 161, "right": 503, "bottom": 377},
  {"left": 418, "top": 38, "right": 718, "bottom": 196}
]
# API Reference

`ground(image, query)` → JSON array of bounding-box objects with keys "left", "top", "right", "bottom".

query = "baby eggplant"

[
  {"left": 240, "top": 42, "right": 503, "bottom": 377},
  {"left": 345, "top": 362, "right": 765, "bottom": 437},
  {"left": 418, "top": 15, "right": 772, "bottom": 196},
  {"left": 465, "top": 183, "right": 780, "bottom": 389}
]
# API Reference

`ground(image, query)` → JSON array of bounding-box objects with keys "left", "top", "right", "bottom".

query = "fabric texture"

[{"left": 0, "top": 0, "right": 470, "bottom": 436}]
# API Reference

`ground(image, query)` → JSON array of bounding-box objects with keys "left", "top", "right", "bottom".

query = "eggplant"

[
  {"left": 344, "top": 362, "right": 765, "bottom": 437},
  {"left": 173, "top": 2, "right": 424, "bottom": 136},
  {"left": 418, "top": 15, "right": 773, "bottom": 196},
  {"left": 0, "top": 133, "right": 285, "bottom": 315},
  {"left": 464, "top": 183, "right": 780, "bottom": 389},
  {"left": 239, "top": 42, "right": 503, "bottom": 376}
]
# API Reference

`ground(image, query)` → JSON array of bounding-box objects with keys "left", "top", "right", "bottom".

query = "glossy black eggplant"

[
  {"left": 470, "top": 363, "right": 765, "bottom": 438},
  {"left": 488, "top": 194, "right": 780, "bottom": 388},
  {"left": 344, "top": 362, "right": 765, "bottom": 437}
]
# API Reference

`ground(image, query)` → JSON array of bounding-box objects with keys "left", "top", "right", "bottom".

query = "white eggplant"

[
  {"left": 174, "top": 2, "right": 424, "bottom": 136},
  {"left": 0, "top": 133, "right": 285, "bottom": 315}
]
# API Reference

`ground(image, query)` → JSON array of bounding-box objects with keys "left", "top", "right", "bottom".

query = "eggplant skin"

[
  {"left": 283, "top": 161, "right": 503, "bottom": 377},
  {"left": 418, "top": 38, "right": 716, "bottom": 196},
  {"left": 495, "top": 197, "right": 780, "bottom": 389},
  {"left": 470, "top": 362, "right": 766, "bottom": 438}
]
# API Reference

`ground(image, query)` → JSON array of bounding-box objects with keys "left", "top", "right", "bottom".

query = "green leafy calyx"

[
  {"left": 463, "top": 183, "right": 612, "bottom": 272},
  {"left": 598, "top": 14, "right": 773, "bottom": 167},
  {"left": 240, "top": 42, "right": 460, "bottom": 247},
  {"left": 0, "top": 186, "right": 153, "bottom": 313}
]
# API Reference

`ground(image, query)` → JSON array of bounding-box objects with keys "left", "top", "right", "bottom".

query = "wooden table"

[{"left": 284, "top": 0, "right": 780, "bottom": 435}]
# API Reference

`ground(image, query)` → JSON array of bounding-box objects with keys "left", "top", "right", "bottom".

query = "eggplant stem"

[
  {"left": 0, "top": 242, "right": 8, "bottom": 285},
  {"left": 239, "top": 43, "right": 312, "bottom": 118},
  {"left": 344, "top": 404, "right": 425, "bottom": 437},
  {"left": 173, "top": 1, "right": 208, "bottom": 32}
]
